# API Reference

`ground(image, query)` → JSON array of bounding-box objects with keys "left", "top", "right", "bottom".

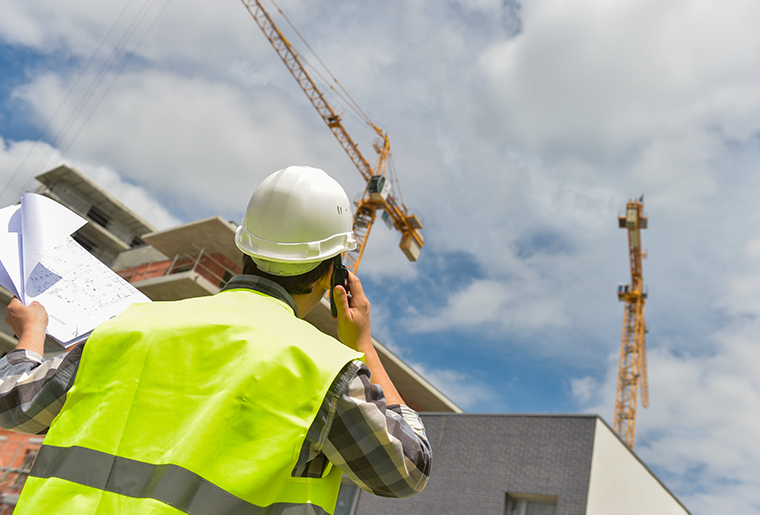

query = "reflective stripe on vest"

[
  {"left": 30, "top": 445, "right": 330, "bottom": 515},
  {"left": 17, "top": 289, "right": 362, "bottom": 515}
]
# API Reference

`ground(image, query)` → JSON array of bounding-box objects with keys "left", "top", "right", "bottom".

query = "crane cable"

[
  {"left": 268, "top": 0, "right": 376, "bottom": 131},
  {"left": 266, "top": 0, "right": 412, "bottom": 209}
]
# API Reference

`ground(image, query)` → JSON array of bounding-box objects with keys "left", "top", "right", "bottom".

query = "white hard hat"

[{"left": 235, "top": 166, "right": 357, "bottom": 276}]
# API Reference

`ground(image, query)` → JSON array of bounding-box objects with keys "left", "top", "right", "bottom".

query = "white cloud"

[
  {"left": 406, "top": 360, "right": 504, "bottom": 411},
  {"left": 452, "top": 0, "right": 505, "bottom": 13},
  {"left": 570, "top": 375, "right": 597, "bottom": 406},
  {"left": 573, "top": 324, "right": 760, "bottom": 514},
  {"left": 11, "top": 68, "right": 352, "bottom": 220},
  {"left": 478, "top": 0, "right": 760, "bottom": 161},
  {"left": 406, "top": 277, "right": 568, "bottom": 334},
  {"left": 640, "top": 339, "right": 760, "bottom": 512},
  {"left": 567, "top": 223, "right": 760, "bottom": 513},
  {"left": 627, "top": 131, "right": 717, "bottom": 214},
  {"left": 719, "top": 235, "right": 760, "bottom": 319},
  {"left": 0, "top": 137, "right": 180, "bottom": 229},
  {"left": 70, "top": 163, "right": 181, "bottom": 230},
  {"left": 0, "top": 0, "right": 258, "bottom": 66},
  {"left": 0, "top": 138, "right": 64, "bottom": 205},
  {"left": 349, "top": 220, "right": 420, "bottom": 281},
  {"left": 5, "top": 2, "right": 760, "bottom": 512}
]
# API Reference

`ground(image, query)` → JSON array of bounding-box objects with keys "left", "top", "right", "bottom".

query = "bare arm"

[
  {"left": 5, "top": 298, "right": 48, "bottom": 355},
  {"left": 332, "top": 272, "right": 405, "bottom": 406}
]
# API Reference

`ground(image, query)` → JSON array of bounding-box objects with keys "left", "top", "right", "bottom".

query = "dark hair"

[{"left": 241, "top": 254, "right": 333, "bottom": 296}]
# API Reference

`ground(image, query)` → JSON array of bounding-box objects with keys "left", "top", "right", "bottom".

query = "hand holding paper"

[
  {"left": 5, "top": 298, "right": 48, "bottom": 353},
  {"left": 0, "top": 193, "right": 150, "bottom": 347}
]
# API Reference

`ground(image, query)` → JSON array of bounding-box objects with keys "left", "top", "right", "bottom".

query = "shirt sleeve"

[
  {"left": 0, "top": 345, "right": 83, "bottom": 434},
  {"left": 319, "top": 360, "right": 432, "bottom": 498}
]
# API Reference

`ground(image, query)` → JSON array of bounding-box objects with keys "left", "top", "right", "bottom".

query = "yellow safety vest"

[{"left": 17, "top": 288, "right": 362, "bottom": 514}]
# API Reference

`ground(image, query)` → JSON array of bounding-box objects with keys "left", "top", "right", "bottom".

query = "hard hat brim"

[{"left": 235, "top": 224, "right": 357, "bottom": 264}]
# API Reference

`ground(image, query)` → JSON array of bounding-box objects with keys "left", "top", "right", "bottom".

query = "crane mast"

[
  {"left": 614, "top": 198, "right": 649, "bottom": 450},
  {"left": 241, "top": 0, "right": 424, "bottom": 274}
]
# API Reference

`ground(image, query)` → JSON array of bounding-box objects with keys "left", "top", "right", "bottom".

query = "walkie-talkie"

[{"left": 330, "top": 255, "right": 349, "bottom": 318}]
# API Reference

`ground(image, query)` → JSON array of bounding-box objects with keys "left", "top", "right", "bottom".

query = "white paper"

[
  {"left": 0, "top": 193, "right": 151, "bottom": 347},
  {"left": 20, "top": 192, "right": 87, "bottom": 296},
  {"left": 0, "top": 204, "right": 22, "bottom": 298}
]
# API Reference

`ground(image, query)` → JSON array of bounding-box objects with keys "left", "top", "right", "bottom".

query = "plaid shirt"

[{"left": 0, "top": 278, "right": 431, "bottom": 498}]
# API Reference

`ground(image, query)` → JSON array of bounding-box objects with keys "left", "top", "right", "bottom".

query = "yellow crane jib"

[
  {"left": 241, "top": 0, "right": 424, "bottom": 273},
  {"left": 613, "top": 197, "right": 649, "bottom": 450}
]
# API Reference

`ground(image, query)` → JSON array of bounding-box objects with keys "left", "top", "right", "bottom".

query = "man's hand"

[
  {"left": 332, "top": 272, "right": 405, "bottom": 406},
  {"left": 333, "top": 271, "right": 372, "bottom": 354},
  {"left": 5, "top": 298, "right": 48, "bottom": 354}
]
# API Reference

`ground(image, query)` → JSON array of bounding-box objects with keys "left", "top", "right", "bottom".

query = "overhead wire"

[
  {"left": 387, "top": 152, "right": 406, "bottom": 208},
  {"left": 52, "top": 0, "right": 164, "bottom": 152},
  {"left": 57, "top": 0, "right": 173, "bottom": 158},
  {"left": 1, "top": 0, "right": 139, "bottom": 205},
  {"left": 3, "top": 0, "right": 172, "bottom": 204}
]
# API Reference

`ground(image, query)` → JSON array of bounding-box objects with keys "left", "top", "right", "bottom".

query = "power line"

[
  {"left": 1, "top": 0, "right": 140, "bottom": 206},
  {"left": 58, "top": 0, "right": 174, "bottom": 158},
  {"left": 2, "top": 0, "right": 172, "bottom": 205},
  {"left": 51, "top": 0, "right": 166, "bottom": 154}
]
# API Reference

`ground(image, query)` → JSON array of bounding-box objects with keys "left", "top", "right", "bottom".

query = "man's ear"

[{"left": 318, "top": 261, "right": 334, "bottom": 292}]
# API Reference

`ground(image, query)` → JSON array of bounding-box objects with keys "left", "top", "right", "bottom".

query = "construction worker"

[{"left": 0, "top": 166, "right": 431, "bottom": 514}]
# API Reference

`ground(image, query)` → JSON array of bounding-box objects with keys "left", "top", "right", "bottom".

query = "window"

[
  {"left": 505, "top": 494, "right": 557, "bottom": 515},
  {"left": 334, "top": 481, "right": 361, "bottom": 515},
  {"left": 73, "top": 233, "right": 96, "bottom": 253},
  {"left": 86, "top": 205, "right": 110, "bottom": 228}
]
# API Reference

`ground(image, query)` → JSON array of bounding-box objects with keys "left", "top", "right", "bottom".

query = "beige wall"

[{"left": 586, "top": 419, "right": 690, "bottom": 515}]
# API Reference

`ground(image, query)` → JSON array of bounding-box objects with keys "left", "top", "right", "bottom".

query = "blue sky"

[{"left": 3, "top": 0, "right": 760, "bottom": 512}]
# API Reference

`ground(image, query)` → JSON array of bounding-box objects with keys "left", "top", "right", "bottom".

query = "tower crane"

[
  {"left": 614, "top": 197, "right": 649, "bottom": 450},
  {"left": 240, "top": 0, "right": 424, "bottom": 274}
]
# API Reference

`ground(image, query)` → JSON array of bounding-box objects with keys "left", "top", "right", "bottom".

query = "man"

[{"left": 0, "top": 166, "right": 431, "bottom": 514}]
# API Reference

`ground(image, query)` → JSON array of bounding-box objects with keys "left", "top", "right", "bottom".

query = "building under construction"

[{"left": 0, "top": 166, "right": 689, "bottom": 514}]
